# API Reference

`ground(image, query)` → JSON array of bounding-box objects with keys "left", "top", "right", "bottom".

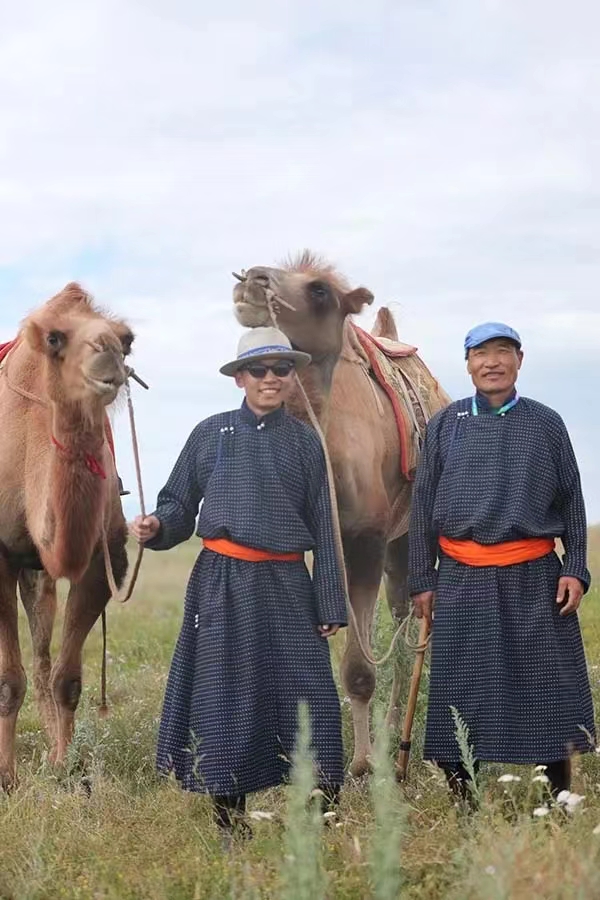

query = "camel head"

[
  {"left": 232, "top": 251, "right": 374, "bottom": 361},
  {"left": 21, "top": 283, "right": 134, "bottom": 408}
]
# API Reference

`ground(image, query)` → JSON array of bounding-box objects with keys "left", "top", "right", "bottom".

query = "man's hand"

[
  {"left": 129, "top": 515, "right": 161, "bottom": 543},
  {"left": 412, "top": 591, "right": 435, "bottom": 629},
  {"left": 556, "top": 576, "right": 584, "bottom": 617},
  {"left": 318, "top": 624, "right": 341, "bottom": 639}
]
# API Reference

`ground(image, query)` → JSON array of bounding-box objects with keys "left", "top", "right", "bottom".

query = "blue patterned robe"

[
  {"left": 146, "top": 399, "right": 347, "bottom": 796},
  {"left": 408, "top": 391, "right": 595, "bottom": 766}
]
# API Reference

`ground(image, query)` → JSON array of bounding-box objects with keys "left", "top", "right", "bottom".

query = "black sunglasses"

[{"left": 242, "top": 361, "right": 296, "bottom": 379}]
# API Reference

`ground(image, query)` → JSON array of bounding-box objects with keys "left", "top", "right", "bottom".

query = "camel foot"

[
  {"left": 0, "top": 769, "right": 17, "bottom": 793},
  {"left": 349, "top": 755, "right": 373, "bottom": 778}
]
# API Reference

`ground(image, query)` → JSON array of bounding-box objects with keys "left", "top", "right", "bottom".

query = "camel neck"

[
  {"left": 51, "top": 403, "right": 106, "bottom": 453},
  {"left": 291, "top": 353, "right": 337, "bottom": 426},
  {"left": 39, "top": 401, "right": 109, "bottom": 581}
]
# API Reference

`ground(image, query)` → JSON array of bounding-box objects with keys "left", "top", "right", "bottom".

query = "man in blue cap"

[{"left": 408, "top": 321, "right": 595, "bottom": 800}]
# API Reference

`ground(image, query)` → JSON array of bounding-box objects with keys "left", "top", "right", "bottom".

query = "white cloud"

[{"left": 1, "top": 0, "right": 598, "bottom": 519}]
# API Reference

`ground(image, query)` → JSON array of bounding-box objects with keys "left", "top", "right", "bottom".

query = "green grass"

[{"left": 1, "top": 528, "right": 599, "bottom": 899}]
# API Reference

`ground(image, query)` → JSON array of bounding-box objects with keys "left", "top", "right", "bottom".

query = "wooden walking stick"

[{"left": 396, "top": 617, "right": 431, "bottom": 782}]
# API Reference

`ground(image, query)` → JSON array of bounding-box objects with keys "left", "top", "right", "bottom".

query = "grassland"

[{"left": 0, "top": 528, "right": 599, "bottom": 899}]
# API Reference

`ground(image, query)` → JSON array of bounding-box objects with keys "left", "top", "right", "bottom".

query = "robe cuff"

[
  {"left": 143, "top": 514, "right": 168, "bottom": 551},
  {"left": 559, "top": 565, "right": 591, "bottom": 595},
  {"left": 408, "top": 571, "right": 438, "bottom": 596},
  {"left": 317, "top": 597, "right": 348, "bottom": 628}
]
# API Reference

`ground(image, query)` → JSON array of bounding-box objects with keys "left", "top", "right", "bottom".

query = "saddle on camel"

[{"left": 0, "top": 284, "right": 135, "bottom": 790}]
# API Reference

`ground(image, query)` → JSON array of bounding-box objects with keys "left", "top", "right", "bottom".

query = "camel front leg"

[
  {"left": 19, "top": 570, "right": 58, "bottom": 745},
  {"left": 339, "top": 532, "right": 386, "bottom": 777},
  {"left": 340, "top": 617, "right": 376, "bottom": 776},
  {"left": 0, "top": 562, "right": 26, "bottom": 791},
  {"left": 50, "top": 532, "right": 127, "bottom": 765}
]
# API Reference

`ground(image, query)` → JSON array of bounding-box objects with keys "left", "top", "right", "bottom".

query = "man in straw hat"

[
  {"left": 130, "top": 327, "right": 347, "bottom": 841},
  {"left": 408, "top": 322, "right": 595, "bottom": 801}
]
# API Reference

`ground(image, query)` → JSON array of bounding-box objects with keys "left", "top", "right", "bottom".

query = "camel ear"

[
  {"left": 23, "top": 317, "right": 69, "bottom": 359},
  {"left": 342, "top": 287, "right": 374, "bottom": 315}
]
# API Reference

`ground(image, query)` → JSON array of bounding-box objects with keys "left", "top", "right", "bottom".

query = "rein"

[{"left": 253, "top": 286, "right": 429, "bottom": 666}]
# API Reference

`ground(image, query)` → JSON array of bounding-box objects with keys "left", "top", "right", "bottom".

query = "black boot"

[
  {"left": 541, "top": 760, "right": 571, "bottom": 798},
  {"left": 440, "top": 762, "right": 479, "bottom": 807},
  {"left": 213, "top": 794, "right": 252, "bottom": 845}
]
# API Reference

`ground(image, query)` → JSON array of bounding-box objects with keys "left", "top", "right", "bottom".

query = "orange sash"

[
  {"left": 439, "top": 536, "right": 555, "bottom": 567},
  {"left": 203, "top": 537, "right": 303, "bottom": 563}
]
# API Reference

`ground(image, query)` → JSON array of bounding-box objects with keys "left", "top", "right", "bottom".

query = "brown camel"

[
  {"left": 231, "top": 252, "right": 451, "bottom": 776},
  {"left": 0, "top": 283, "right": 134, "bottom": 789}
]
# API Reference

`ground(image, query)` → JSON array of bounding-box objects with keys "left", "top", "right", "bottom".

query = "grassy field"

[{"left": 1, "top": 528, "right": 600, "bottom": 899}]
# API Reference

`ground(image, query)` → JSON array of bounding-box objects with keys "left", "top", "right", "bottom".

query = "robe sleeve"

[
  {"left": 407, "top": 417, "right": 442, "bottom": 595},
  {"left": 145, "top": 424, "right": 207, "bottom": 551},
  {"left": 555, "top": 423, "right": 591, "bottom": 592},
  {"left": 304, "top": 440, "right": 348, "bottom": 627}
]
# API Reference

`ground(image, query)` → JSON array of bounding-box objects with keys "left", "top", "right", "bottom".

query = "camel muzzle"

[{"left": 232, "top": 267, "right": 296, "bottom": 328}]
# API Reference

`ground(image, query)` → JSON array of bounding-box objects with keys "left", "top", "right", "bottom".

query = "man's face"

[
  {"left": 467, "top": 338, "right": 523, "bottom": 397},
  {"left": 234, "top": 357, "right": 296, "bottom": 414}
]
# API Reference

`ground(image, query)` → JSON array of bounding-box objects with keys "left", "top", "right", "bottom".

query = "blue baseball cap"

[{"left": 464, "top": 322, "right": 522, "bottom": 359}]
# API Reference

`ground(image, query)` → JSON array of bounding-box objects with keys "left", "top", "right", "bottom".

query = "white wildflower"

[
  {"left": 485, "top": 865, "right": 496, "bottom": 875},
  {"left": 532, "top": 775, "right": 550, "bottom": 784},
  {"left": 323, "top": 811, "right": 337, "bottom": 820},
  {"left": 534, "top": 765, "right": 548, "bottom": 772},
  {"left": 249, "top": 810, "right": 274, "bottom": 821},
  {"left": 556, "top": 791, "right": 585, "bottom": 812},
  {"left": 533, "top": 806, "right": 550, "bottom": 817},
  {"left": 497, "top": 774, "right": 521, "bottom": 783}
]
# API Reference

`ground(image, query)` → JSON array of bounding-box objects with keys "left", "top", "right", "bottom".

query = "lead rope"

[
  {"left": 262, "top": 297, "right": 429, "bottom": 665},
  {"left": 101, "top": 377, "right": 147, "bottom": 605},
  {"left": 295, "top": 379, "right": 426, "bottom": 664},
  {"left": 99, "top": 374, "right": 148, "bottom": 712}
]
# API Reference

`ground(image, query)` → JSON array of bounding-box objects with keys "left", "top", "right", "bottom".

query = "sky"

[{"left": 1, "top": 0, "right": 598, "bottom": 523}]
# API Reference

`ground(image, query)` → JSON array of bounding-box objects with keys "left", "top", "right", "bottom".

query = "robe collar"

[
  {"left": 474, "top": 386, "right": 517, "bottom": 414},
  {"left": 239, "top": 398, "right": 286, "bottom": 428}
]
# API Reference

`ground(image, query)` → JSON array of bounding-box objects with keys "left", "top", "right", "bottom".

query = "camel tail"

[{"left": 371, "top": 306, "right": 398, "bottom": 341}]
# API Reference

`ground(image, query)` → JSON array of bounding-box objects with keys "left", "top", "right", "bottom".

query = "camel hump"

[{"left": 371, "top": 306, "right": 398, "bottom": 341}]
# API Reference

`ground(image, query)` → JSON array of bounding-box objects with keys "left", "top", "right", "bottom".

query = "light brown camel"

[
  {"left": 0, "top": 283, "right": 134, "bottom": 789},
  {"left": 231, "top": 252, "right": 451, "bottom": 776}
]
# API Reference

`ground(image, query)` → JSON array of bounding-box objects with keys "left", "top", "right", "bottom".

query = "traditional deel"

[
  {"left": 146, "top": 399, "right": 347, "bottom": 796},
  {"left": 408, "top": 391, "right": 595, "bottom": 766}
]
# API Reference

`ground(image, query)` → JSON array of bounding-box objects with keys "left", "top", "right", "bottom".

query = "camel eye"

[
  {"left": 120, "top": 331, "right": 134, "bottom": 356},
  {"left": 309, "top": 281, "right": 329, "bottom": 299},
  {"left": 307, "top": 280, "right": 335, "bottom": 315},
  {"left": 46, "top": 330, "right": 67, "bottom": 355}
]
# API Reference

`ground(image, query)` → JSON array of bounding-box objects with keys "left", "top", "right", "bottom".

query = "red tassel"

[{"left": 51, "top": 435, "right": 106, "bottom": 479}]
